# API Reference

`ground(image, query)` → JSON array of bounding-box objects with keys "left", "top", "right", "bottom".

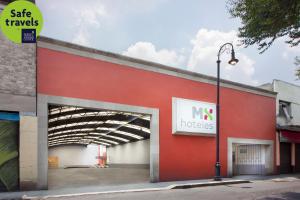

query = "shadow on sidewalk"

[{"left": 257, "top": 192, "right": 300, "bottom": 200}]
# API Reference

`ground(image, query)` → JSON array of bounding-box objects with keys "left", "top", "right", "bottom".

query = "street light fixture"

[
  {"left": 228, "top": 49, "right": 239, "bottom": 65},
  {"left": 215, "top": 43, "right": 239, "bottom": 181}
]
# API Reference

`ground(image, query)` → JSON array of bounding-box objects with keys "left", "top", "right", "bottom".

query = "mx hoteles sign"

[{"left": 172, "top": 97, "right": 216, "bottom": 136}]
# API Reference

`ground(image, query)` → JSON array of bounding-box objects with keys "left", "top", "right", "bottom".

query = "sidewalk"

[
  {"left": 1, "top": 174, "right": 299, "bottom": 200},
  {"left": 0, "top": 179, "right": 248, "bottom": 200}
]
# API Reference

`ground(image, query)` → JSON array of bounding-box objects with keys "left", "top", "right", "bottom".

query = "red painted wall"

[{"left": 37, "top": 47, "right": 276, "bottom": 181}]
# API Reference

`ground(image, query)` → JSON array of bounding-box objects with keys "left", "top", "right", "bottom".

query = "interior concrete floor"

[{"left": 48, "top": 168, "right": 150, "bottom": 190}]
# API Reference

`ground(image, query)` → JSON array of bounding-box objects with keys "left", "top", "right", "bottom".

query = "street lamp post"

[{"left": 214, "top": 43, "right": 239, "bottom": 181}]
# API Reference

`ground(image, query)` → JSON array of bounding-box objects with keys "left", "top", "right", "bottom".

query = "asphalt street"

[{"left": 39, "top": 177, "right": 300, "bottom": 200}]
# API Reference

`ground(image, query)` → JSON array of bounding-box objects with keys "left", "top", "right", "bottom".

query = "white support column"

[{"left": 19, "top": 115, "right": 38, "bottom": 190}]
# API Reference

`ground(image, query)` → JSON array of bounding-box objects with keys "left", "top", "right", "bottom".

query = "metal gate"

[
  {"left": 0, "top": 112, "right": 19, "bottom": 192},
  {"left": 233, "top": 144, "right": 265, "bottom": 175}
]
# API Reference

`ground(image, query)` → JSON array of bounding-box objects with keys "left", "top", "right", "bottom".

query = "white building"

[{"left": 260, "top": 80, "right": 300, "bottom": 173}]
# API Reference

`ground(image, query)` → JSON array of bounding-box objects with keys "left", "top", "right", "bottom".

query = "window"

[{"left": 279, "top": 101, "right": 292, "bottom": 120}]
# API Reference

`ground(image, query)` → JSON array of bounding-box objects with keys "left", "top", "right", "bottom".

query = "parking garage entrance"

[
  {"left": 43, "top": 98, "right": 158, "bottom": 190},
  {"left": 228, "top": 138, "right": 274, "bottom": 177},
  {"left": 233, "top": 144, "right": 266, "bottom": 175}
]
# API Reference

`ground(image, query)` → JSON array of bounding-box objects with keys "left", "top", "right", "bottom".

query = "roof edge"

[
  {"left": 273, "top": 79, "right": 300, "bottom": 88},
  {"left": 37, "top": 36, "right": 277, "bottom": 98}
]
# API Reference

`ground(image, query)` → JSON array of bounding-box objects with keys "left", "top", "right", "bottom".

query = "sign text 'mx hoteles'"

[{"left": 172, "top": 97, "right": 216, "bottom": 136}]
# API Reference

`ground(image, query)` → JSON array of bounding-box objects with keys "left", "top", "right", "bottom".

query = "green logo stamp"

[{"left": 0, "top": 0, "right": 43, "bottom": 43}]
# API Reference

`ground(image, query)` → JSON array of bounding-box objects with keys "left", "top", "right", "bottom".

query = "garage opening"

[
  {"left": 47, "top": 105, "right": 151, "bottom": 189},
  {"left": 233, "top": 144, "right": 268, "bottom": 176},
  {"left": 280, "top": 142, "right": 292, "bottom": 174}
]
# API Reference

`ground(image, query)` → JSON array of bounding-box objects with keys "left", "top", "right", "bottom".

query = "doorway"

[
  {"left": 37, "top": 94, "right": 159, "bottom": 189},
  {"left": 280, "top": 142, "right": 292, "bottom": 174},
  {"left": 47, "top": 104, "right": 152, "bottom": 189}
]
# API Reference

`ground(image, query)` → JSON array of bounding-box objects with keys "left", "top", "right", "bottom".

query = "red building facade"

[{"left": 37, "top": 37, "right": 276, "bottom": 183}]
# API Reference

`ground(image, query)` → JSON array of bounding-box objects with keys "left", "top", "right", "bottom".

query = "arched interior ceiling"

[{"left": 48, "top": 105, "right": 151, "bottom": 147}]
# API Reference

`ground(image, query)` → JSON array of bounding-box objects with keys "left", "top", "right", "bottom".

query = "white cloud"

[
  {"left": 72, "top": 28, "right": 90, "bottom": 46},
  {"left": 281, "top": 40, "right": 300, "bottom": 60},
  {"left": 123, "top": 29, "right": 258, "bottom": 85},
  {"left": 187, "top": 29, "right": 258, "bottom": 85},
  {"left": 37, "top": 0, "right": 108, "bottom": 46},
  {"left": 73, "top": 3, "right": 107, "bottom": 28},
  {"left": 37, "top": 0, "right": 169, "bottom": 46},
  {"left": 71, "top": 2, "right": 107, "bottom": 45},
  {"left": 282, "top": 52, "right": 289, "bottom": 60},
  {"left": 123, "top": 42, "right": 185, "bottom": 67}
]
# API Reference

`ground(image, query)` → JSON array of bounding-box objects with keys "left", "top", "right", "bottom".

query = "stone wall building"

[{"left": 0, "top": 0, "right": 38, "bottom": 191}]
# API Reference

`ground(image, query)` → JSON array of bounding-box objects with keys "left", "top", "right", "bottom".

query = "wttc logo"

[
  {"left": 0, "top": 0, "right": 43, "bottom": 44},
  {"left": 173, "top": 98, "right": 216, "bottom": 135}
]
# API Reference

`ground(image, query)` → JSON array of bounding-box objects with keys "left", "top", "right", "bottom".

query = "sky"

[{"left": 36, "top": 0, "right": 300, "bottom": 86}]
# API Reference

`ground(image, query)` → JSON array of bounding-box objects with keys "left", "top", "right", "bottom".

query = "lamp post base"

[{"left": 214, "top": 162, "right": 222, "bottom": 181}]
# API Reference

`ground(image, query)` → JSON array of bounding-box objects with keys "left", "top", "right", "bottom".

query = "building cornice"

[{"left": 37, "top": 36, "right": 277, "bottom": 98}]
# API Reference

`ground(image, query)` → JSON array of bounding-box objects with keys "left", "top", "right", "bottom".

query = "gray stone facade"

[
  {"left": 0, "top": 1, "right": 38, "bottom": 191},
  {"left": 0, "top": 3, "right": 36, "bottom": 113},
  {"left": 0, "top": 31, "right": 36, "bottom": 97}
]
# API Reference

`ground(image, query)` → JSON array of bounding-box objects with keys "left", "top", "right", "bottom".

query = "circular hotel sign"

[{"left": 0, "top": 0, "right": 43, "bottom": 44}]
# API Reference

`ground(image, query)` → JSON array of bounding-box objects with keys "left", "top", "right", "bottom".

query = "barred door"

[
  {"left": 0, "top": 113, "right": 19, "bottom": 192},
  {"left": 234, "top": 144, "right": 265, "bottom": 175}
]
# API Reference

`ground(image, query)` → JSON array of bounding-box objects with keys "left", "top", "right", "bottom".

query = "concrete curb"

[
  {"left": 23, "top": 180, "right": 250, "bottom": 200},
  {"left": 171, "top": 180, "right": 250, "bottom": 189}
]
